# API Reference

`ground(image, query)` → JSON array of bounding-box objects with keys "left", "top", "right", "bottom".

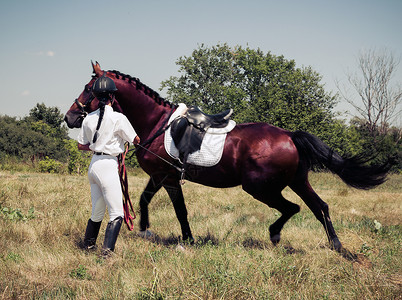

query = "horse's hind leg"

[
  {"left": 290, "top": 177, "right": 342, "bottom": 252},
  {"left": 243, "top": 182, "right": 300, "bottom": 246},
  {"left": 266, "top": 193, "right": 301, "bottom": 245},
  {"left": 139, "top": 175, "right": 163, "bottom": 232}
]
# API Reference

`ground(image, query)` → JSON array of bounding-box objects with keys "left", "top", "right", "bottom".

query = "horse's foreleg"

[
  {"left": 290, "top": 180, "right": 342, "bottom": 252},
  {"left": 139, "top": 176, "right": 162, "bottom": 232},
  {"left": 163, "top": 181, "right": 194, "bottom": 243}
]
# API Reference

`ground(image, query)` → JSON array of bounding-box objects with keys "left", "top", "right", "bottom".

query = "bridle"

[{"left": 75, "top": 94, "right": 95, "bottom": 117}]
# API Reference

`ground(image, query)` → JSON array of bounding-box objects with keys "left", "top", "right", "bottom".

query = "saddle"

[
  {"left": 185, "top": 106, "right": 233, "bottom": 130},
  {"left": 170, "top": 106, "right": 233, "bottom": 165}
]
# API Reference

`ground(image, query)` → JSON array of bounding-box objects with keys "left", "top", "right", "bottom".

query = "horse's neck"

[{"left": 117, "top": 91, "right": 168, "bottom": 140}]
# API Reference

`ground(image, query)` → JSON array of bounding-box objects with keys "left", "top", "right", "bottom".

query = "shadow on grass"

[
  {"left": 339, "top": 247, "right": 359, "bottom": 261},
  {"left": 135, "top": 231, "right": 220, "bottom": 247},
  {"left": 136, "top": 232, "right": 307, "bottom": 256},
  {"left": 136, "top": 232, "right": 181, "bottom": 246},
  {"left": 338, "top": 247, "right": 376, "bottom": 269},
  {"left": 242, "top": 236, "right": 306, "bottom": 255},
  {"left": 137, "top": 232, "right": 365, "bottom": 264}
]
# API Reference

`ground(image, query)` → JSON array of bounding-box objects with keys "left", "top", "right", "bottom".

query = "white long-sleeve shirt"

[{"left": 77, "top": 105, "right": 137, "bottom": 157}]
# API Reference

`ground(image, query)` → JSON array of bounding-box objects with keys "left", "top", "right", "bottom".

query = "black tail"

[{"left": 291, "top": 131, "right": 390, "bottom": 190}]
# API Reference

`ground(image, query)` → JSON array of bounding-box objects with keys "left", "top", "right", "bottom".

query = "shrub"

[{"left": 38, "top": 157, "right": 65, "bottom": 173}]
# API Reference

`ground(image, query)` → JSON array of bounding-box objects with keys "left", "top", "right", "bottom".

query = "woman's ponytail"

[{"left": 92, "top": 101, "right": 106, "bottom": 143}]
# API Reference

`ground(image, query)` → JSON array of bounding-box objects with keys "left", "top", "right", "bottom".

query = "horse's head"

[{"left": 64, "top": 61, "right": 120, "bottom": 128}]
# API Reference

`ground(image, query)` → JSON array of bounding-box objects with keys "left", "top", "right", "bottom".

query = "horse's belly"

[{"left": 185, "top": 163, "right": 241, "bottom": 188}]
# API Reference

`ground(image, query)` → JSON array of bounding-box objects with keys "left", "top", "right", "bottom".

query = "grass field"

[{"left": 0, "top": 170, "right": 401, "bottom": 299}]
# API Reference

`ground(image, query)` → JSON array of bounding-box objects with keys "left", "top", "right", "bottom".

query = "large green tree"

[{"left": 161, "top": 44, "right": 339, "bottom": 139}]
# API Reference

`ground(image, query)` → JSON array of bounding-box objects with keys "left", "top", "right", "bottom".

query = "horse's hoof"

[
  {"left": 138, "top": 230, "right": 154, "bottom": 239},
  {"left": 270, "top": 234, "right": 281, "bottom": 245},
  {"left": 330, "top": 237, "right": 343, "bottom": 252}
]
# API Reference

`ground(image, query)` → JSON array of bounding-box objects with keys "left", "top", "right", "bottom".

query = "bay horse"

[{"left": 65, "top": 62, "right": 389, "bottom": 254}]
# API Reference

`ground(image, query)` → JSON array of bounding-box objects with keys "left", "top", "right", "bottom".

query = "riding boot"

[
  {"left": 82, "top": 219, "right": 102, "bottom": 250},
  {"left": 101, "top": 216, "right": 123, "bottom": 258}
]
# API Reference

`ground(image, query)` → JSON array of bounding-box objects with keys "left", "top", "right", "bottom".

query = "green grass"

[{"left": 0, "top": 170, "right": 401, "bottom": 299}]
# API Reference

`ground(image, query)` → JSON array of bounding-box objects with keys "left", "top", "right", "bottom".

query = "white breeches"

[{"left": 88, "top": 155, "right": 123, "bottom": 222}]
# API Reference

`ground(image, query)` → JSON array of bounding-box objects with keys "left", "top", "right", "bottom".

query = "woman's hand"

[
  {"left": 134, "top": 136, "right": 140, "bottom": 145},
  {"left": 78, "top": 143, "right": 91, "bottom": 151}
]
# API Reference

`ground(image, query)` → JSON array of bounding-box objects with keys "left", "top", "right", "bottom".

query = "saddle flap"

[
  {"left": 171, "top": 116, "right": 206, "bottom": 162},
  {"left": 170, "top": 116, "right": 188, "bottom": 146}
]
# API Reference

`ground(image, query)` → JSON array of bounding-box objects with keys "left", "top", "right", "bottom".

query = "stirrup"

[{"left": 180, "top": 168, "right": 186, "bottom": 185}]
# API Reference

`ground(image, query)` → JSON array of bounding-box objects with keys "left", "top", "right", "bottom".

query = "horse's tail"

[{"left": 291, "top": 130, "right": 390, "bottom": 190}]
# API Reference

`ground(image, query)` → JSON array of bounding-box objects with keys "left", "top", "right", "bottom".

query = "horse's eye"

[{"left": 85, "top": 84, "right": 92, "bottom": 92}]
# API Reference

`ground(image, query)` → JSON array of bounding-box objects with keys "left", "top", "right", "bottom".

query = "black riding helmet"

[{"left": 92, "top": 73, "right": 118, "bottom": 102}]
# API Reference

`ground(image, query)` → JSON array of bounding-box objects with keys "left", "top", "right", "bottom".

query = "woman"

[{"left": 77, "top": 74, "right": 140, "bottom": 257}]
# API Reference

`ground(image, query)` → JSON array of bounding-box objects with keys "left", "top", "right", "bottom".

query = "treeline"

[
  {"left": 1, "top": 45, "right": 400, "bottom": 173},
  {"left": 0, "top": 104, "right": 86, "bottom": 174},
  {"left": 0, "top": 104, "right": 69, "bottom": 162}
]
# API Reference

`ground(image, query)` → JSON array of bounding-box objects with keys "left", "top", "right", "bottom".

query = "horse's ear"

[{"left": 91, "top": 60, "right": 103, "bottom": 77}]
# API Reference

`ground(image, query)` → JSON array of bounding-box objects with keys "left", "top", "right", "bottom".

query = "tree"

[
  {"left": 161, "top": 44, "right": 246, "bottom": 115},
  {"left": 345, "top": 117, "right": 402, "bottom": 171},
  {"left": 0, "top": 104, "right": 70, "bottom": 162},
  {"left": 161, "top": 43, "right": 339, "bottom": 140},
  {"left": 28, "top": 103, "right": 65, "bottom": 128},
  {"left": 0, "top": 116, "right": 47, "bottom": 159},
  {"left": 26, "top": 103, "right": 69, "bottom": 139},
  {"left": 338, "top": 49, "right": 402, "bottom": 136}
]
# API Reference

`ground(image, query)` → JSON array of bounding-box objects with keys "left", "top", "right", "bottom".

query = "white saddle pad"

[{"left": 164, "top": 104, "right": 236, "bottom": 167}]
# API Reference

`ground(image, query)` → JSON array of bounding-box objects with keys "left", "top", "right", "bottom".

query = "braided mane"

[{"left": 108, "top": 70, "right": 176, "bottom": 109}]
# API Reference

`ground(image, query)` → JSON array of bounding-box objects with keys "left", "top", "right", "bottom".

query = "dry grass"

[{"left": 0, "top": 170, "right": 401, "bottom": 299}]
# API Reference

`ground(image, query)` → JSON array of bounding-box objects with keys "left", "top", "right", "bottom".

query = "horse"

[{"left": 65, "top": 61, "right": 389, "bottom": 254}]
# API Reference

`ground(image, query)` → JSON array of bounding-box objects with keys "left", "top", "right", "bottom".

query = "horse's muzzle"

[{"left": 64, "top": 111, "right": 84, "bottom": 129}]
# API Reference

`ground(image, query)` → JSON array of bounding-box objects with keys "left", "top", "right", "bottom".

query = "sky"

[{"left": 1, "top": 0, "right": 401, "bottom": 134}]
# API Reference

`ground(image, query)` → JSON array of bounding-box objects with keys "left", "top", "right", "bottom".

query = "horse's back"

[
  {"left": 227, "top": 122, "right": 297, "bottom": 161},
  {"left": 230, "top": 122, "right": 293, "bottom": 141},
  {"left": 191, "top": 122, "right": 299, "bottom": 189}
]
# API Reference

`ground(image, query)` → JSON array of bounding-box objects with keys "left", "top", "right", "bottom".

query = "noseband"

[{"left": 75, "top": 94, "right": 95, "bottom": 117}]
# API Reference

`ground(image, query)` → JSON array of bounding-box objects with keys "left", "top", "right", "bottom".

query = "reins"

[
  {"left": 118, "top": 143, "right": 136, "bottom": 231},
  {"left": 118, "top": 108, "right": 180, "bottom": 231},
  {"left": 134, "top": 143, "right": 182, "bottom": 173},
  {"left": 127, "top": 108, "right": 182, "bottom": 173}
]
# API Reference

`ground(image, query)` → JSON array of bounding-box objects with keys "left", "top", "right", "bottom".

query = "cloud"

[
  {"left": 21, "top": 90, "right": 30, "bottom": 96},
  {"left": 28, "top": 50, "right": 55, "bottom": 57}
]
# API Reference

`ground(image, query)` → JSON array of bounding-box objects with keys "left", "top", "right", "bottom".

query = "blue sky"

[{"left": 1, "top": 0, "right": 401, "bottom": 129}]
